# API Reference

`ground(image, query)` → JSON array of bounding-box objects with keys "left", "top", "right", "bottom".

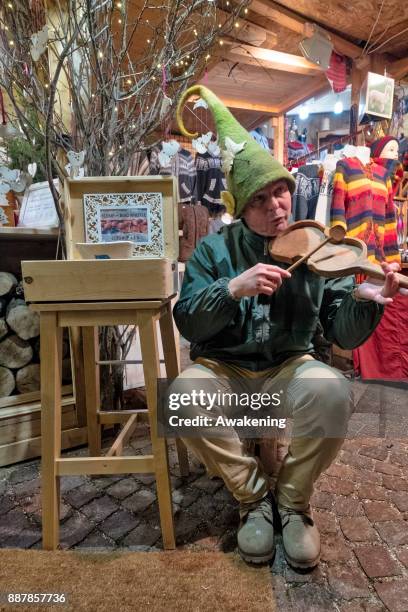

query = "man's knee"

[{"left": 291, "top": 368, "right": 352, "bottom": 437}]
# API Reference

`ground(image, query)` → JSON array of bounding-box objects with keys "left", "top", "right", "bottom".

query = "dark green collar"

[{"left": 240, "top": 219, "right": 269, "bottom": 255}]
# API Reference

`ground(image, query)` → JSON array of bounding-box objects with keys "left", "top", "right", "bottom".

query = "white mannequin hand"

[{"left": 355, "top": 262, "right": 408, "bottom": 305}]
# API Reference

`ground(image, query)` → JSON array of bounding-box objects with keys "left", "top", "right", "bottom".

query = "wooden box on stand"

[{"left": 22, "top": 176, "right": 179, "bottom": 301}]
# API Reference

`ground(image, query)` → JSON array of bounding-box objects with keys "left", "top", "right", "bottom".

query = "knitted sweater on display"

[
  {"left": 149, "top": 147, "right": 197, "bottom": 203},
  {"left": 331, "top": 157, "right": 399, "bottom": 265},
  {"left": 195, "top": 151, "right": 227, "bottom": 214},
  {"left": 292, "top": 164, "right": 322, "bottom": 221}
]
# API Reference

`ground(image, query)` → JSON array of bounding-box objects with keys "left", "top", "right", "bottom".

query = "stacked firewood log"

[{"left": 0, "top": 272, "right": 71, "bottom": 397}]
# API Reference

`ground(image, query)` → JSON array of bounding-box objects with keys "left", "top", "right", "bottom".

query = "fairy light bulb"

[
  {"left": 98, "top": 50, "right": 103, "bottom": 58},
  {"left": 9, "top": 40, "right": 14, "bottom": 46},
  {"left": 127, "top": 78, "right": 132, "bottom": 84},
  {"left": 234, "top": 21, "right": 239, "bottom": 28}
]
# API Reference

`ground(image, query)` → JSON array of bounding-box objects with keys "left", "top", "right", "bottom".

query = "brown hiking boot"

[
  {"left": 278, "top": 505, "right": 320, "bottom": 571},
  {"left": 237, "top": 493, "right": 276, "bottom": 564}
]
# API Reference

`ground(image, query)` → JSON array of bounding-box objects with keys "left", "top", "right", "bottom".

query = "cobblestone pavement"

[{"left": 1, "top": 373, "right": 408, "bottom": 610}]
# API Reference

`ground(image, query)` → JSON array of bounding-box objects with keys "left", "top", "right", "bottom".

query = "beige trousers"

[{"left": 174, "top": 355, "right": 352, "bottom": 510}]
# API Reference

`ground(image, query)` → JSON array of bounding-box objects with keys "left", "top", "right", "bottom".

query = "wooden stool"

[{"left": 33, "top": 298, "right": 189, "bottom": 550}]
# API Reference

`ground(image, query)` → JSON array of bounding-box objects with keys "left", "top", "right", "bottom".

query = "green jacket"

[{"left": 173, "top": 220, "right": 384, "bottom": 371}]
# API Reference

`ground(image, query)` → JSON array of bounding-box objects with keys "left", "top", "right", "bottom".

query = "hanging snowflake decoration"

[
  {"left": 192, "top": 131, "right": 213, "bottom": 154},
  {"left": 158, "top": 140, "right": 180, "bottom": 167},
  {"left": 193, "top": 98, "right": 208, "bottom": 110}
]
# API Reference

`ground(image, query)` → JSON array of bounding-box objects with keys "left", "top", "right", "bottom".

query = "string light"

[
  {"left": 234, "top": 21, "right": 239, "bottom": 28},
  {"left": 219, "top": 40, "right": 224, "bottom": 46},
  {"left": 118, "top": 18, "right": 122, "bottom": 24},
  {"left": 91, "top": 93, "right": 95, "bottom": 98},
  {"left": 7, "top": 2, "right": 13, "bottom": 7},
  {"left": 157, "top": 63, "right": 161, "bottom": 68},
  {"left": 126, "top": 78, "right": 132, "bottom": 84},
  {"left": 98, "top": 50, "right": 103, "bottom": 58},
  {"left": 44, "top": 83, "right": 49, "bottom": 89},
  {"left": 206, "top": 53, "right": 210, "bottom": 60},
  {"left": 114, "top": 106, "right": 118, "bottom": 112},
  {"left": 116, "top": 1, "right": 122, "bottom": 7},
  {"left": 147, "top": 38, "right": 150, "bottom": 43},
  {"left": 244, "top": 8, "right": 248, "bottom": 13},
  {"left": 9, "top": 40, "right": 14, "bottom": 46}
]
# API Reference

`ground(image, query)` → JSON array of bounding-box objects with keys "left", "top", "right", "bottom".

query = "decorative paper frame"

[{"left": 83, "top": 191, "right": 164, "bottom": 258}]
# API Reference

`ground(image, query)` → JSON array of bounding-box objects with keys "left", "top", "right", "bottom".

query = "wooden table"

[{"left": 31, "top": 298, "right": 189, "bottom": 550}]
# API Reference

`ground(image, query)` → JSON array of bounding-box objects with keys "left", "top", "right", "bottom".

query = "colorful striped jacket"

[{"left": 331, "top": 157, "right": 400, "bottom": 265}]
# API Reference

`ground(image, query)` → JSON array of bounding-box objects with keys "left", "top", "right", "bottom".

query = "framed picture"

[
  {"left": 83, "top": 191, "right": 164, "bottom": 257},
  {"left": 359, "top": 72, "right": 395, "bottom": 124},
  {"left": 63, "top": 176, "right": 178, "bottom": 261},
  {"left": 18, "top": 179, "right": 59, "bottom": 228}
]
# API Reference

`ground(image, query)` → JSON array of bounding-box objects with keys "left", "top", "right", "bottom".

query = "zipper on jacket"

[{"left": 263, "top": 239, "right": 268, "bottom": 259}]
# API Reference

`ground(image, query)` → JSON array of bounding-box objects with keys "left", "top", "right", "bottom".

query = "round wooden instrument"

[{"left": 269, "top": 220, "right": 408, "bottom": 289}]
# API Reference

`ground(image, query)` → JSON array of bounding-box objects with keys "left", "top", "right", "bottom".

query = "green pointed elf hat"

[{"left": 176, "top": 85, "right": 295, "bottom": 217}]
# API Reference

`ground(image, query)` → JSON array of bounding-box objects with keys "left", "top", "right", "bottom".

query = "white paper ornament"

[
  {"left": 208, "top": 141, "right": 220, "bottom": 157},
  {"left": 28, "top": 163, "right": 37, "bottom": 178},
  {"left": 67, "top": 150, "right": 85, "bottom": 167},
  {"left": 192, "top": 131, "right": 213, "bottom": 154},
  {"left": 30, "top": 25, "right": 49, "bottom": 62},
  {"left": 193, "top": 98, "right": 208, "bottom": 110}
]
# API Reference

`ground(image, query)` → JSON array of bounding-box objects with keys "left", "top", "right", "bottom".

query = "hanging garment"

[
  {"left": 195, "top": 151, "right": 227, "bottom": 214},
  {"left": 325, "top": 51, "right": 347, "bottom": 93},
  {"left": 332, "top": 158, "right": 406, "bottom": 380},
  {"left": 353, "top": 293, "right": 408, "bottom": 380},
  {"left": 178, "top": 203, "right": 209, "bottom": 263},
  {"left": 315, "top": 169, "right": 335, "bottom": 226},
  {"left": 292, "top": 164, "right": 322, "bottom": 221},
  {"left": 372, "top": 157, "right": 404, "bottom": 196},
  {"left": 331, "top": 157, "right": 400, "bottom": 264},
  {"left": 150, "top": 147, "right": 197, "bottom": 203}
]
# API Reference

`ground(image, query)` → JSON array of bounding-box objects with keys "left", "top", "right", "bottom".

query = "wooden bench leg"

[
  {"left": 159, "top": 302, "right": 190, "bottom": 478},
  {"left": 40, "top": 312, "right": 62, "bottom": 550},
  {"left": 82, "top": 326, "right": 101, "bottom": 456},
  {"left": 139, "top": 313, "right": 175, "bottom": 550}
]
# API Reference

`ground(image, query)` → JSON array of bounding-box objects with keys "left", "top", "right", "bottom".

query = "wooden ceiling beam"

[
  {"left": 250, "top": 0, "right": 363, "bottom": 59},
  {"left": 277, "top": 77, "right": 331, "bottom": 113},
  {"left": 388, "top": 57, "right": 408, "bottom": 80},
  {"left": 219, "top": 97, "right": 280, "bottom": 114},
  {"left": 217, "top": 8, "right": 277, "bottom": 48},
  {"left": 223, "top": 44, "right": 323, "bottom": 75}
]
